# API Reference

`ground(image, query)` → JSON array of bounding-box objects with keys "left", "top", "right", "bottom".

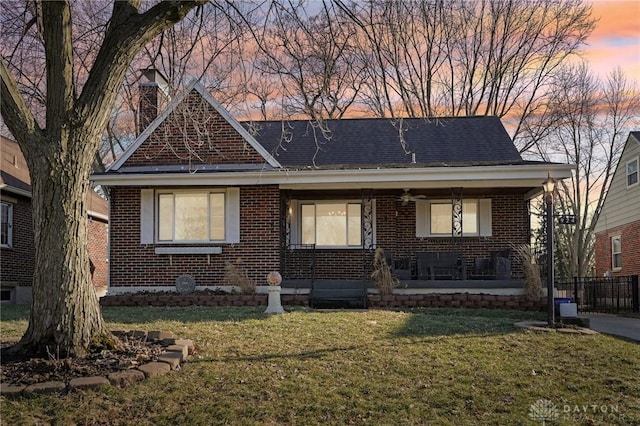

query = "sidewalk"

[{"left": 580, "top": 313, "right": 640, "bottom": 342}]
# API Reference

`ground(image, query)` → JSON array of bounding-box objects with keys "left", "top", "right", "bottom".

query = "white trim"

[
  {"left": 1, "top": 201, "right": 13, "bottom": 248},
  {"left": 88, "top": 210, "right": 109, "bottom": 222},
  {"left": 152, "top": 187, "right": 240, "bottom": 245},
  {"left": 108, "top": 81, "right": 280, "bottom": 171},
  {"left": 611, "top": 235, "right": 622, "bottom": 270},
  {"left": 155, "top": 246, "right": 222, "bottom": 255},
  {"left": 93, "top": 163, "right": 574, "bottom": 194},
  {"left": 292, "top": 199, "right": 367, "bottom": 248},
  {"left": 0, "top": 184, "right": 31, "bottom": 198},
  {"left": 416, "top": 199, "right": 490, "bottom": 238},
  {"left": 626, "top": 156, "right": 639, "bottom": 188},
  {"left": 140, "top": 189, "right": 155, "bottom": 244}
]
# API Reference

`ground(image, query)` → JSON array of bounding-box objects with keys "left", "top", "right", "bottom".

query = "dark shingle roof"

[{"left": 246, "top": 116, "right": 522, "bottom": 168}]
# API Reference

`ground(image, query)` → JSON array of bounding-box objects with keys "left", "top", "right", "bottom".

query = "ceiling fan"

[{"left": 398, "top": 189, "right": 426, "bottom": 206}]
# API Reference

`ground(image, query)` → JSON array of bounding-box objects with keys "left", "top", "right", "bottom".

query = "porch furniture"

[
  {"left": 470, "top": 250, "right": 512, "bottom": 280},
  {"left": 416, "top": 252, "right": 466, "bottom": 280},
  {"left": 383, "top": 252, "right": 412, "bottom": 280},
  {"left": 310, "top": 280, "right": 368, "bottom": 309}
]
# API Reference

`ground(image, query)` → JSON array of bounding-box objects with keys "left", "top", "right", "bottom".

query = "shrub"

[
  {"left": 512, "top": 244, "right": 542, "bottom": 298},
  {"left": 224, "top": 258, "right": 256, "bottom": 294},
  {"left": 371, "top": 248, "right": 398, "bottom": 296}
]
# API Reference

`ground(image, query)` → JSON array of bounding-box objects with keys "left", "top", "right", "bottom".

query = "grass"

[{"left": 1, "top": 305, "right": 639, "bottom": 425}]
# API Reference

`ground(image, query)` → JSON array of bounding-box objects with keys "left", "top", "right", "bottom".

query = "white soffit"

[{"left": 92, "top": 163, "right": 574, "bottom": 190}]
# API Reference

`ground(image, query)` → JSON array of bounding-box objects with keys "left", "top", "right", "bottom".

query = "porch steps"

[{"left": 310, "top": 280, "right": 368, "bottom": 309}]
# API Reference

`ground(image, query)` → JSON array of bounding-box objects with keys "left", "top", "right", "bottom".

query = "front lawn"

[{"left": 1, "top": 306, "right": 638, "bottom": 425}]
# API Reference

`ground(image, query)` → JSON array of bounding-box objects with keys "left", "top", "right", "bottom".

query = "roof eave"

[{"left": 92, "top": 163, "right": 574, "bottom": 192}]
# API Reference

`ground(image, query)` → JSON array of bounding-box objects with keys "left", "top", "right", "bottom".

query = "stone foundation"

[{"left": 100, "top": 292, "right": 544, "bottom": 310}]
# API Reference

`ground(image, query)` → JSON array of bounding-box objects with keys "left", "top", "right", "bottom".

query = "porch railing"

[
  {"left": 555, "top": 275, "right": 639, "bottom": 313},
  {"left": 281, "top": 244, "right": 316, "bottom": 283}
]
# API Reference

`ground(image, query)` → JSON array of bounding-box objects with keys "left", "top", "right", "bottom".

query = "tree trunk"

[{"left": 16, "top": 130, "right": 114, "bottom": 358}]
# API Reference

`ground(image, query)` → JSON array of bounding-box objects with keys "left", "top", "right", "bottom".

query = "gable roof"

[
  {"left": 109, "top": 81, "right": 281, "bottom": 171},
  {"left": 0, "top": 135, "right": 109, "bottom": 219},
  {"left": 92, "top": 85, "right": 574, "bottom": 194},
  {"left": 594, "top": 131, "right": 640, "bottom": 234},
  {"left": 248, "top": 116, "right": 523, "bottom": 168}
]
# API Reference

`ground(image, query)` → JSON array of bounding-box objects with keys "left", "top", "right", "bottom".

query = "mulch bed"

[{"left": 1, "top": 331, "right": 166, "bottom": 386}]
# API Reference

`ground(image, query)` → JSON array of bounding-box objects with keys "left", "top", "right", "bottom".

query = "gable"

[
  {"left": 114, "top": 84, "right": 280, "bottom": 170},
  {"left": 594, "top": 132, "right": 640, "bottom": 233}
]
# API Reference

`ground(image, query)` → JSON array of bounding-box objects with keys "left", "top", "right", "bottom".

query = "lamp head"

[{"left": 542, "top": 174, "right": 556, "bottom": 195}]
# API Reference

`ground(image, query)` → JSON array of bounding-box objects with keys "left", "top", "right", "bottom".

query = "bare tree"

[
  {"left": 336, "top": 0, "right": 595, "bottom": 148},
  {"left": 254, "top": 0, "right": 362, "bottom": 120},
  {"left": 528, "top": 64, "right": 640, "bottom": 278},
  {"left": 1, "top": 0, "right": 206, "bottom": 357}
]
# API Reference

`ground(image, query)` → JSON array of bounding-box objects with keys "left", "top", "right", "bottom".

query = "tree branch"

[{"left": 0, "top": 57, "right": 43, "bottom": 146}]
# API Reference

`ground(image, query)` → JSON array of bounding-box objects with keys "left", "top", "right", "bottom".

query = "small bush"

[
  {"left": 371, "top": 248, "right": 398, "bottom": 296},
  {"left": 224, "top": 258, "right": 256, "bottom": 294}
]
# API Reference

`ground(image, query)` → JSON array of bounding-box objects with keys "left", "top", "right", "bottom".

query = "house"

[
  {"left": 0, "top": 135, "right": 109, "bottom": 304},
  {"left": 91, "top": 74, "right": 573, "bottom": 303},
  {"left": 594, "top": 132, "right": 640, "bottom": 277}
]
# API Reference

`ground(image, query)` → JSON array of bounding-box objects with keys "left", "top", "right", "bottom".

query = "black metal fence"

[{"left": 555, "top": 275, "right": 639, "bottom": 313}]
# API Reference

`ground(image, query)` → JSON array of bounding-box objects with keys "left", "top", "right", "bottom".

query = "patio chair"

[
  {"left": 383, "top": 252, "right": 412, "bottom": 280},
  {"left": 416, "top": 251, "right": 466, "bottom": 280}
]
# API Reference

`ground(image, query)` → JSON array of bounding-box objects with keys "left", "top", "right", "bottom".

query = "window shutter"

[
  {"left": 140, "top": 189, "right": 154, "bottom": 244},
  {"left": 415, "top": 201, "right": 428, "bottom": 238},
  {"left": 479, "top": 199, "right": 492, "bottom": 236},
  {"left": 226, "top": 187, "right": 240, "bottom": 243}
]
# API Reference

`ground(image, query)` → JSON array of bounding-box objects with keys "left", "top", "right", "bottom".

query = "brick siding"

[
  {"left": 108, "top": 187, "right": 530, "bottom": 287},
  {"left": 0, "top": 196, "right": 34, "bottom": 287},
  {"left": 108, "top": 185, "right": 281, "bottom": 288},
  {"left": 595, "top": 220, "right": 640, "bottom": 277},
  {"left": 125, "top": 90, "right": 265, "bottom": 167},
  {"left": 88, "top": 218, "right": 109, "bottom": 288},
  {"left": 0, "top": 195, "right": 107, "bottom": 290}
]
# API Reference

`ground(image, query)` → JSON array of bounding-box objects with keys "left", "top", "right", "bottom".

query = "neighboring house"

[
  {"left": 92, "top": 74, "right": 573, "bottom": 299},
  {"left": 594, "top": 132, "right": 640, "bottom": 277},
  {"left": 0, "top": 135, "right": 109, "bottom": 304}
]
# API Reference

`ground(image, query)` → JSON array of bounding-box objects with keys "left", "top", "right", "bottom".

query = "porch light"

[
  {"left": 542, "top": 174, "right": 556, "bottom": 197},
  {"left": 543, "top": 174, "right": 555, "bottom": 327}
]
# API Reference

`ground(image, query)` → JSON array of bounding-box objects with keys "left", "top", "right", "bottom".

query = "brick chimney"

[{"left": 138, "top": 69, "right": 169, "bottom": 135}]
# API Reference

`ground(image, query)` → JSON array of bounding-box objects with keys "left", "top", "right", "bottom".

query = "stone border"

[
  {"left": 0, "top": 330, "right": 195, "bottom": 398},
  {"left": 100, "top": 292, "right": 544, "bottom": 311},
  {"left": 514, "top": 321, "right": 599, "bottom": 335}
]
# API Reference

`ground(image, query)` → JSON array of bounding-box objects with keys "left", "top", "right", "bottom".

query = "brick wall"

[
  {"left": 595, "top": 220, "right": 640, "bottom": 277},
  {"left": 295, "top": 191, "right": 529, "bottom": 280},
  {"left": 1, "top": 196, "right": 107, "bottom": 289},
  {"left": 125, "top": 90, "right": 265, "bottom": 167},
  {"left": 109, "top": 185, "right": 281, "bottom": 288},
  {"left": 88, "top": 218, "right": 109, "bottom": 288},
  {"left": 0, "top": 196, "right": 34, "bottom": 287},
  {"left": 109, "top": 188, "right": 530, "bottom": 287}
]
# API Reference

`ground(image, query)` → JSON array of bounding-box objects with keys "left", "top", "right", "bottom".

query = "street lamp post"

[{"left": 543, "top": 174, "right": 556, "bottom": 327}]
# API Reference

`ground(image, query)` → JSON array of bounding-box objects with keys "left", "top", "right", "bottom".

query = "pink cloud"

[{"left": 584, "top": 1, "right": 640, "bottom": 79}]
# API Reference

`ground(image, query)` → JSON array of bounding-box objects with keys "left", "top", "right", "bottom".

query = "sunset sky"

[{"left": 585, "top": 1, "right": 640, "bottom": 80}]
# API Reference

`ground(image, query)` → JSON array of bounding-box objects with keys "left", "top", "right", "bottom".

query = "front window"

[
  {"left": 627, "top": 158, "right": 639, "bottom": 187},
  {"left": 611, "top": 235, "right": 622, "bottom": 270},
  {"left": 157, "top": 191, "right": 225, "bottom": 242},
  {"left": 1, "top": 202, "right": 12, "bottom": 248},
  {"left": 300, "top": 202, "right": 361, "bottom": 247},
  {"left": 429, "top": 200, "right": 478, "bottom": 236}
]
